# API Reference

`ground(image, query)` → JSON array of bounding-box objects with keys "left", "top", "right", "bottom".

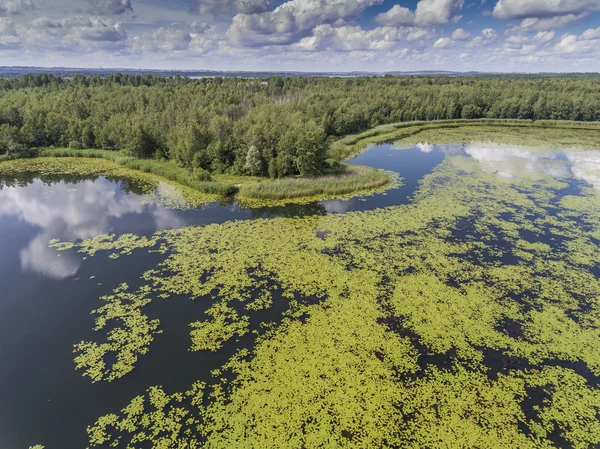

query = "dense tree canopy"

[{"left": 0, "top": 74, "right": 599, "bottom": 177}]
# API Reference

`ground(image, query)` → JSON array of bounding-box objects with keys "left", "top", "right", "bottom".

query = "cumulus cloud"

[
  {"left": 375, "top": 0, "right": 464, "bottom": 27},
  {"left": 16, "top": 16, "right": 127, "bottom": 51},
  {"left": 506, "top": 13, "right": 589, "bottom": 34},
  {"left": 414, "top": 0, "right": 464, "bottom": 26},
  {"left": 503, "top": 26, "right": 600, "bottom": 65},
  {"left": 227, "top": 0, "right": 384, "bottom": 46},
  {"left": 0, "top": 0, "right": 34, "bottom": 16},
  {"left": 452, "top": 28, "right": 470, "bottom": 40},
  {"left": 0, "top": 17, "right": 21, "bottom": 47},
  {"left": 433, "top": 37, "right": 455, "bottom": 49},
  {"left": 131, "top": 21, "right": 221, "bottom": 54},
  {"left": 374, "top": 4, "right": 415, "bottom": 26},
  {"left": 467, "top": 28, "right": 497, "bottom": 48},
  {"left": 295, "top": 24, "right": 435, "bottom": 52},
  {"left": 534, "top": 31, "right": 555, "bottom": 44},
  {"left": 88, "top": 0, "right": 133, "bottom": 15},
  {"left": 553, "top": 33, "right": 600, "bottom": 55},
  {"left": 580, "top": 27, "right": 600, "bottom": 40},
  {"left": 493, "top": 0, "right": 600, "bottom": 19},
  {"left": 191, "top": 0, "right": 272, "bottom": 15}
]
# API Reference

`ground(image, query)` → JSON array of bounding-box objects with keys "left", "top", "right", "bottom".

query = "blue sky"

[{"left": 0, "top": 0, "right": 599, "bottom": 72}]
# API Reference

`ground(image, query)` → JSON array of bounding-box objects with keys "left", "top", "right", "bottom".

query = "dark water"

[{"left": 0, "top": 142, "right": 596, "bottom": 449}]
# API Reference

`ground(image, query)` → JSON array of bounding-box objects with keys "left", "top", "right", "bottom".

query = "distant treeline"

[{"left": 0, "top": 74, "right": 599, "bottom": 177}]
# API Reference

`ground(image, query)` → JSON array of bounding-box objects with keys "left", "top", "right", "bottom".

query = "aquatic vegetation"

[
  {"left": 332, "top": 120, "right": 600, "bottom": 160},
  {"left": 50, "top": 137, "right": 600, "bottom": 448},
  {"left": 87, "top": 382, "right": 206, "bottom": 449},
  {"left": 190, "top": 301, "right": 249, "bottom": 352},
  {"left": 73, "top": 283, "right": 162, "bottom": 383}
]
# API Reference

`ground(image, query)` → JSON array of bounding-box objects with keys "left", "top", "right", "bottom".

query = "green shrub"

[{"left": 193, "top": 168, "right": 213, "bottom": 182}]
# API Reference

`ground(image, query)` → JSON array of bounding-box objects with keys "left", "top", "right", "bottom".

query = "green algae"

[
  {"left": 332, "top": 120, "right": 600, "bottom": 160},
  {"left": 48, "top": 140, "right": 600, "bottom": 448},
  {"left": 73, "top": 283, "right": 162, "bottom": 383},
  {"left": 400, "top": 125, "right": 600, "bottom": 150}
]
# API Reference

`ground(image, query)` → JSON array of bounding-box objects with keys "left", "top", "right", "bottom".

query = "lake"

[{"left": 1, "top": 141, "right": 599, "bottom": 449}]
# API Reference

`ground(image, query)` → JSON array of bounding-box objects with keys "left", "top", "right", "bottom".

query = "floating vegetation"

[
  {"left": 87, "top": 382, "right": 206, "bottom": 449},
  {"left": 331, "top": 120, "right": 600, "bottom": 160},
  {"left": 73, "top": 283, "right": 162, "bottom": 383},
  {"left": 50, "top": 138, "right": 600, "bottom": 448}
]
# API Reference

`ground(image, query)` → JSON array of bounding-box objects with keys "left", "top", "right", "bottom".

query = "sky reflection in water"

[{"left": 0, "top": 177, "right": 184, "bottom": 280}]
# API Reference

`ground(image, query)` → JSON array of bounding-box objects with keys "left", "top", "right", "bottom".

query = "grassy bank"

[
  {"left": 2, "top": 148, "right": 393, "bottom": 205},
  {"left": 331, "top": 119, "right": 600, "bottom": 160},
  {"left": 239, "top": 165, "right": 392, "bottom": 201},
  {"left": 0, "top": 157, "right": 224, "bottom": 209},
  {"left": 39, "top": 148, "right": 237, "bottom": 196},
  {"left": 6, "top": 119, "right": 597, "bottom": 204}
]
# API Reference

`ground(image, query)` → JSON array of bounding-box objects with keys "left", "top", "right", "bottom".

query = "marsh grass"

[
  {"left": 40, "top": 148, "right": 237, "bottom": 195},
  {"left": 238, "top": 165, "right": 390, "bottom": 200}
]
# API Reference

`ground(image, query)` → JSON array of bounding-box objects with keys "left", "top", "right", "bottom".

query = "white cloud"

[
  {"left": 17, "top": 16, "right": 128, "bottom": 51},
  {"left": 494, "top": 0, "right": 600, "bottom": 19},
  {"left": 295, "top": 24, "right": 435, "bottom": 52},
  {"left": 0, "top": 0, "right": 34, "bottom": 16},
  {"left": 553, "top": 33, "right": 600, "bottom": 55},
  {"left": 375, "top": 0, "right": 464, "bottom": 27},
  {"left": 505, "top": 34, "right": 529, "bottom": 45},
  {"left": 534, "top": 31, "right": 555, "bottom": 44},
  {"left": 131, "top": 21, "right": 221, "bottom": 54},
  {"left": 433, "top": 37, "right": 455, "bottom": 48},
  {"left": 227, "top": 0, "right": 383, "bottom": 46},
  {"left": 414, "top": 0, "right": 464, "bottom": 26},
  {"left": 374, "top": 4, "right": 414, "bottom": 26},
  {"left": 580, "top": 27, "right": 600, "bottom": 40},
  {"left": 452, "top": 28, "right": 470, "bottom": 40},
  {"left": 467, "top": 28, "right": 497, "bottom": 47},
  {"left": 88, "top": 0, "right": 133, "bottom": 15},
  {"left": 191, "top": 0, "right": 272, "bottom": 15},
  {"left": 506, "top": 13, "right": 589, "bottom": 34},
  {"left": 0, "top": 17, "right": 20, "bottom": 47}
]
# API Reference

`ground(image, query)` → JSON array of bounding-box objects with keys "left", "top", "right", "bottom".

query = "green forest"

[{"left": 1, "top": 74, "right": 599, "bottom": 178}]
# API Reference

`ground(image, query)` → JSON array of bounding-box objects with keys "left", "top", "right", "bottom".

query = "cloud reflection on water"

[
  {"left": 0, "top": 178, "right": 183, "bottom": 280},
  {"left": 463, "top": 142, "right": 600, "bottom": 188}
]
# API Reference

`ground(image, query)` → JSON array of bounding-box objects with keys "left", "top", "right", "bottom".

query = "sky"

[{"left": 0, "top": 0, "right": 599, "bottom": 72}]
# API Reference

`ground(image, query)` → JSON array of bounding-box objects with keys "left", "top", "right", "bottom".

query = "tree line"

[{"left": 0, "top": 74, "right": 599, "bottom": 177}]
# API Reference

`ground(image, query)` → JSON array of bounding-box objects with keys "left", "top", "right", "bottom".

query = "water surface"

[{"left": 1, "top": 142, "right": 599, "bottom": 449}]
